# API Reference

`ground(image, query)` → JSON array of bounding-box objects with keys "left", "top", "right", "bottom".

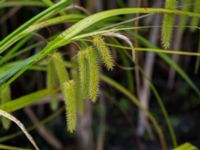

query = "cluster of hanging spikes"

[
  {"left": 46, "top": 35, "right": 115, "bottom": 132},
  {"left": 47, "top": 52, "right": 76, "bottom": 132}
]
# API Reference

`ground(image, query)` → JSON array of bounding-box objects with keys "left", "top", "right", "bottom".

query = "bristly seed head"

[
  {"left": 78, "top": 50, "right": 89, "bottom": 99},
  {"left": 93, "top": 35, "right": 115, "bottom": 70},
  {"left": 87, "top": 46, "right": 100, "bottom": 102},
  {"left": 161, "top": 0, "right": 177, "bottom": 49},
  {"left": 62, "top": 80, "right": 77, "bottom": 133},
  {"left": 47, "top": 58, "right": 59, "bottom": 110},
  {"left": 52, "top": 52, "right": 69, "bottom": 83}
]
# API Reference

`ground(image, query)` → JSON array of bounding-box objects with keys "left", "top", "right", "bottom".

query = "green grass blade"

[
  {"left": 174, "top": 142, "right": 198, "bottom": 150},
  {"left": 0, "top": 35, "right": 32, "bottom": 66},
  {"left": 0, "top": 0, "right": 46, "bottom": 8},
  {"left": 0, "top": 144, "right": 30, "bottom": 150},
  {"left": 0, "top": 0, "right": 71, "bottom": 53},
  {"left": 0, "top": 88, "right": 57, "bottom": 113},
  {"left": 194, "top": 33, "right": 200, "bottom": 74},
  {"left": 25, "top": 14, "right": 85, "bottom": 33},
  {"left": 0, "top": 86, "right": 12, "bottom": 129},
  {"left": 52, "top": 8, "right": 200, "bottom": 49}
]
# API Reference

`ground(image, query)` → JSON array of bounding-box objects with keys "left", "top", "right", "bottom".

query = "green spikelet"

[
  {"left": 191, "top": 0, "right": 200, "bottom": 31},
  {"left": 47, "top": 58, "right": 59, "bottom": 110},
  {"left": 62, "top": 80, "right": 76, "bottom": 133},
  {"left": 72, "top": 69, "right": 84, "bottom": 115},
  {"left": 162, "top": 0, "right": 177, "bottom": 49},
  {"left": 87, "top": 47, "right": 100, "bottom": 102},
  {"left": 52, "top": 52, "right": 69, "bottom": 83},
  {"left": 93, "top": 35, "right": 114, "bottom": 70},
  {"left": 0, "top": 86, "right": 11, "bottom": 129},
  {"left": 78, "top": 50, "right": 89, "bottom": 99},
  {"left": 180, "top": 0, "right": 191, "bottom": 32}
]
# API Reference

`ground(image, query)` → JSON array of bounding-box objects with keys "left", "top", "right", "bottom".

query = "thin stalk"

[
  {"left": 137, "top": 66, "right": 178, "bottom": 147},
  {"left": 0, "top": 0, "right": 46, "bottom": 8},
  {"left": 0, "top": 144, "right": 30, "bottom": 150},
  {"left": 194, "top": 31, "right": 200, "bottom": 74},
  {"left": 100, "top": 75, "right": 167, "bottom": 150}
]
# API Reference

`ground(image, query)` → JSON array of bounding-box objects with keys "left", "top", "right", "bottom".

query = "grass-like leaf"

[
  {"left": 0, "top": 144, "right": 30, "bottom": 150},
  {"left": 1, "top": 8, "right": 200, "bottom": 89},
  {"left": 0, "top": 0, "right": 46, "bottom": 8},
  {"left": 0, "top": 89, "right": 57, "bottom": 113},
  {"left": 174, "top": 142, "right": 198, "bottom": 150},
  {"left": 0, "top": 86, "right": 11, "bottom": 129},
  {"left": 0, "top": 0, "right": 71, "bottom": 54}
]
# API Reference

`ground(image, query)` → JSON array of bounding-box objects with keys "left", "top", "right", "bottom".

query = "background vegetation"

[{"left": 0, "top": 0, "right": 199, "bottom": 150}]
